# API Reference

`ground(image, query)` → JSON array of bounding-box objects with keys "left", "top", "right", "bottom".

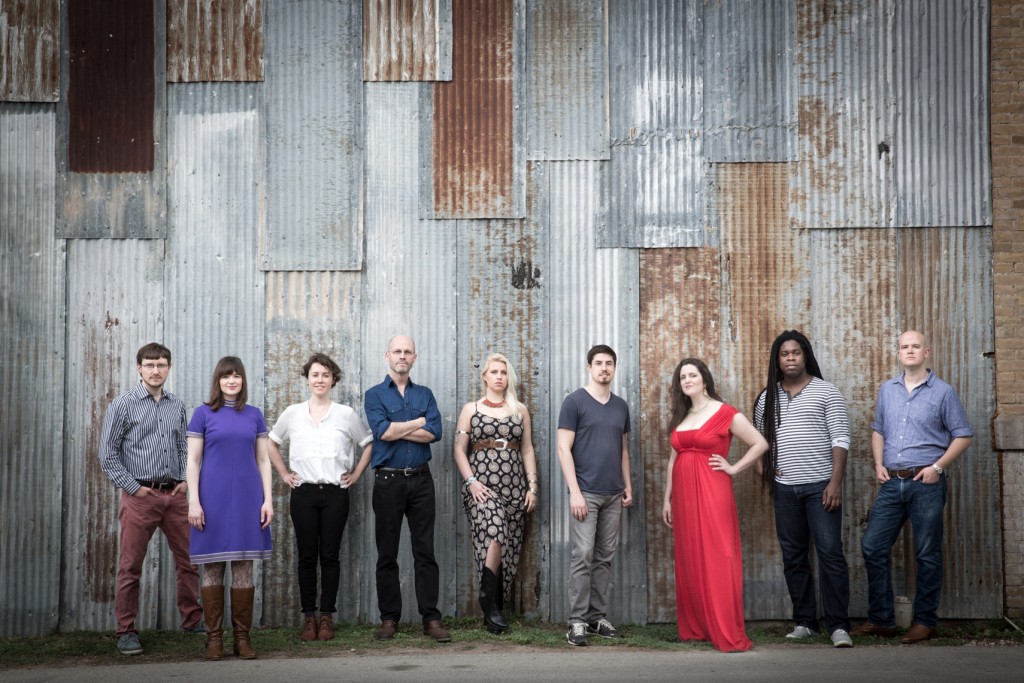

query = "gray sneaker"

[
  {"left": 117, "top": 632, "right": 144, "bottom": 655},
  {"left": 785, "top": 625, "right": 819, "bottom": 639},
  {"left": 587, "top": 618, "right": 622, "bottom": 639},
  {"left": 831, "top": 628, "right": 854, "bottom": 648},
  {"left": 566, "top": 622, "right": 588, "bottom": 646}
]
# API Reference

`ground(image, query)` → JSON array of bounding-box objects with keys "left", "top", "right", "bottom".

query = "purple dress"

[{"left": 188, "top": 402, "right": 272, "bottom": 563}]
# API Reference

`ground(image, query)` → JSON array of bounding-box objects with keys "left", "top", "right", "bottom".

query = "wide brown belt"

[
  {"left": 888, "top": 465, "right": 930, "bottom": 479},
  {"left": 472, "top": 439, "right": 520, "bottom": 452}
]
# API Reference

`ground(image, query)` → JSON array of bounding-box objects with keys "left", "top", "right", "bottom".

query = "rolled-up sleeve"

[
  {"left": 421, "top": 390, "right": 443, "bottom": 442},
  {"left": 364, "top": 386, "right": 390, "bottom": 441},
  {"left": 825, "top": 385, "right": 851, "bottom": 450},
  {"left": 942, "top": 390, "right": 974, "bottom": 439}
]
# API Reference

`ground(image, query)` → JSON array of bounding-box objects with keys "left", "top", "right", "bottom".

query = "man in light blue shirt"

[{"left": 852, "top": 331, "right": 972, "bottom": 644}]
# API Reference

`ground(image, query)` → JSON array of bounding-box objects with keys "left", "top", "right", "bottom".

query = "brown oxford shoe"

[
  {"left": 374, "top": 620, "right": 398, "bottom": 640},
  {"left": 850, "top": 621, "right": 898, "bottom": 638},
  {"left": 901, "top": 623, "right": 938, "bottom": 644},
  {"left": 317, "top": 614, "right": 335, "bottom": 641},
  {"left": 423, "top": 619, "right": 452, "bottom": 643}
]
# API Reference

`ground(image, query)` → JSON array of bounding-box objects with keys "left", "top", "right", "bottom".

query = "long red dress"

[{"left": 669, "top": 404, "right": 752, "bottom": 652}]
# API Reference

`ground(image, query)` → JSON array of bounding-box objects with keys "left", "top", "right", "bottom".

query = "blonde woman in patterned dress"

[{"left": 453, "top": 353, "right": 538, "bottom": 634}]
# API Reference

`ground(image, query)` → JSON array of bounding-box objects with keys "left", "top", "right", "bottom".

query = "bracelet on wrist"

[
  {"left": 465, "top": 475, "right": 478, "bottom": 485},
  {"left": 528, "top": 487, "right": 539, "bottom": 495}
]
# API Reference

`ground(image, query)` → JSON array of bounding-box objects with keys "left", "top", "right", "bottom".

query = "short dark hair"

[
  {"left": 207, "top": 356, "right": 248, "bottom": 411},
  {"left": 136, "top": 342, "right": 171, "bottom": 366},
  {"left": 302, "top": 352, "right": 342, "bottom": 387},
  {"left": 587, "top": 344, "right": 617, "bottom": 365}
]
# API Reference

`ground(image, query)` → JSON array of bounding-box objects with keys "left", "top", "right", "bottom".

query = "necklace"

[
  {"left": 689, "top": 400, "right": 711, "bottom": 414},
  {"left": 482, "top": 398, "right": 505, "bottom": 408}
]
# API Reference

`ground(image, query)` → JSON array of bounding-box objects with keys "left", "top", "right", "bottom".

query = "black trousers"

[
  {"left": 290, "top": 483, "right": 350, "bottom": 615},
  {"left": 372, "top": 468, "right": 441, "bottom": 623}
]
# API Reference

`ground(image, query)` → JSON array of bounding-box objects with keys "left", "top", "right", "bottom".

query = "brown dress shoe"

[
  {"left": 300, "top": 614, "right": 318, "bottom": 641},
  {"left": 374, "top": 620, "right": 398, "bottom": 640},
  {"left": 901, "top": 624, "right": 938, "bottom": 644},
  {"left": 423, "top": 620, "right": 451, "bottom": 643},
  {"left": 317, "top": 614, "right": 335, "bottom": 641},
  {"left": 850, "top": 621, "right": 898, "bottom": 638}
]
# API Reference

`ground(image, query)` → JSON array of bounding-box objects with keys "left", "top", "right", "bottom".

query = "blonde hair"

[{"left": 480, "top": 353, "right": 524, "bottom": 418}]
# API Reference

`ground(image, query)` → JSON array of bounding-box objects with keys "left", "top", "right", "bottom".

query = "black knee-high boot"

[
  {"left": 495, "top": 564, "right": 505, "bottom": 612},
  {"left": 480, "top": 567, "right": 508, "bottom": 634}
]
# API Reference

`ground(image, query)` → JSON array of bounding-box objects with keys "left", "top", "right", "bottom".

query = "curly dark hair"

[
  {"left": 667, "top": 358, "right": 723, "bottom": 434},
  {"left": 302, "top": 352, "right": 342, "bottom": 387}
]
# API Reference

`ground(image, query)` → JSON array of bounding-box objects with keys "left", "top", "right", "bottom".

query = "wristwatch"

[{"left": 931, "top": 463, "right": 944, "bottom": 474}]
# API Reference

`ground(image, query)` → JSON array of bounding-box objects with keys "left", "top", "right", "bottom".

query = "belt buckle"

[
  {"left": 492, "top": 439, "right": 508, "bottom": 450},
  {"left": 896, "top": 469, "right": 911, "bottom": 480},
  {"left": 402, "top": 467, "right": 415, "bottom": 476}
]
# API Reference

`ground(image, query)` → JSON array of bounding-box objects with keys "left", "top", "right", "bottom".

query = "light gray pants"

[{"left": 568, "top": 491, "right": 623, "bottom": 624}]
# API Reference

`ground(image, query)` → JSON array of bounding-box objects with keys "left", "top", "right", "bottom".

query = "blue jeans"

[
  {"left": 860, "top": 475, "right": 947, "bottom": 629},
  {"left": 773, "top": 480, "right": 850, "bottom": 634}
]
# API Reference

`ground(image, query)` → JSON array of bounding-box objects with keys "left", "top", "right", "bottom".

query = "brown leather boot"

[
  {"left": 230, "top": 587, "right": 257, "bottom": 659},
  {"left": 317, "top": 614, "right": 335, "bottom": 641},
  {"left": 201, "top": 586, "right": 224, "bottom": 660},
  {"left": 300, "top": 614, "right": 318, "bottom": 641}
]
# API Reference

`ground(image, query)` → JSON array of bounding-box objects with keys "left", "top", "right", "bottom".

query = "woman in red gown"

[{"left": 661, "top": 358, "right": 768, "bottom": 652}]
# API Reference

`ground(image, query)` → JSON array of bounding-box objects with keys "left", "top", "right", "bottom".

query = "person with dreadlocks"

[{"left": 753, "top": 330, "right": 853, "bottom": 648}]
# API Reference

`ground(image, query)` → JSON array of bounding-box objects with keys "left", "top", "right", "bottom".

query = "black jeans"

[
  {"left": 290, "top": 483, "right": 350, "bottom": 615},
  {"left": 372, "top": 468, "right": 441, "bottom": 623}
]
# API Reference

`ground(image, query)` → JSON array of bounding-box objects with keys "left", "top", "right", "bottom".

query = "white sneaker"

[
  {"left": 785, "top": 625, "right": 819, "bottom": 639},
  {"left": 831, "top": 628, "right": 854, "bottom": 648}
]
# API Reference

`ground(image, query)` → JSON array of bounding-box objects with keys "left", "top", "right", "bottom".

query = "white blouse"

[{"left": 269, "top": 401, "right": 373, "bottom": 486}]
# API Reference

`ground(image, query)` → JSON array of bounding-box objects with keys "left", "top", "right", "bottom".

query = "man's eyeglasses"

[{"left": 141, "top": 363, "right": 170, "bottom": 371}]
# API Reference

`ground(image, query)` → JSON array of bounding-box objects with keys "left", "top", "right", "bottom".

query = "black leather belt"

[
  {"left": 137, "top": 480, "right": 179, "bottom": 491},
  {"left": 376, "top": 464, "right": 429, "bottom": 476}
]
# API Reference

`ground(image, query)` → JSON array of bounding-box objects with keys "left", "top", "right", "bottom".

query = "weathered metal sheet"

[
  {"left": 546, "top": 160, "right": 645, "bottom": 625},
  {"left": 262, "top": 0, "right": 364, "bottom": 271},
  {"left": 603, "top": 0, "right": 705, "bottom": 248},
  {"left": 716, "top": 162, "right": 811, "bottom": 619},
  {"left": 453, "top": 162, "right": 549, "bottom": 619},
  {"left": 526, "top": 0, "right": 608, "bottom": 161},
  {"left": 0, "top": 0, "right": 59, "bottom": 101},
  {"left": 364, "top": 81, "right": 459, "bottom": 623},
  {"left": 262, "top": 271, "right": 364, "bottom": 627},
  {"left": 363, "top": 0, "right": 452, "bottom": 81},
  {"left": 57, "top": 0, "right": 166, "bottom": 237},
  {"left": 896, "top": 227, "right": 998, "bottom": 617},
  {"left": 0, "top": 104, "right": 63, "bottom": 637},
  {"left": 638, "top": 248, "right": 721, "bottom": 623},
  {"left": 893, "top": 1, "right": 991, "bottom": 227},
  {"left": 703, "top": 0, "right": 797, "bottom": 162},
  {"left": 61, "top": 239, "right": 166, "bottom": 633},
  {"left": 166, "top": 0, "right": 264, "bottom": 82},
  {"left": 791, "top": 0, "right": 892, "bottom": 229},
  {"left": 425, "top": 0, "right": 525, "bottom": 219}
]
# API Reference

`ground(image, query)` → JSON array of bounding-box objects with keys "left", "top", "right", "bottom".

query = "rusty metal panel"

[
  {"left": 704, "top": 0, "right": 797, "bottom": 162},
  {"left": 57, "top": 0, "right": 166, "bottom": 237},
  {"left": 0, "top": 0, "right": 59, "bottom": 101},
  {"left": 262, "top": 271, "right": 363, "bottom": 627},
  {"left": 893, "top": 1, "right": 991, "bottom": 227},
  {"left": 0, "top": 104, "right": 63, "bottom": 637},
  {"left": 262, "top": 0, "right": 364, "bottom": 271},
  {"left": 453, "top": 162, "right": 549, "bottom": 619},
  {"left": 61, "top": 239, "right": 166, "bottom": 633},
  {"left": 546, "top": 160, "right": 645, "bottom": 625},
  {"left": 790, "top": 0, "right": 892, "bottom": 229},
  {"left": 166, "top": 0, "right": 264, "bottom": 82},
  {"left": 425, "top": 0, "right": 524, "bottom": 219},
  {"left": 716, "top": 162, "right": 811, "bottom": 619},
  {"left": 638, "top": 248, "right": 720, "bottom": 623},
  {"left": 364, "top": 81, "right": 459, "bottom": 622},
  {"left": 603, "top": 0, "right": 705, "bottom": 248},
  {"left": 526, "top": 0, "right": 608, "bottom": 161},
  {"left": 363, "top": 0, "right": 452, "bottom": 81},
  {"left": 896, "top": 227, "right": 998, "bottom": 617}
]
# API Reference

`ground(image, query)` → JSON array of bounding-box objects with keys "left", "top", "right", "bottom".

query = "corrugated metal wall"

[{"left": 0, "top": 0, "right": 1001, "bottom": 635}]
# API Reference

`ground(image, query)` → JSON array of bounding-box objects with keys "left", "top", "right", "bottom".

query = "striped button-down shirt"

[{"left": 99, "top": 382, "right": 188, "bottom": 495}]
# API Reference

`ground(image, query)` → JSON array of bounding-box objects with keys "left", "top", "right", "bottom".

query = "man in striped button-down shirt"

[{"left": 99, "top": 342, "right": 202, "bottom": 655}]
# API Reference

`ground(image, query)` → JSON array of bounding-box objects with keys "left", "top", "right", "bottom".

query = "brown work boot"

[
  {"left": 423, "top": 619, "right": 451, "bottom": 643},
  {"left": 201, "top": 586, "right": 224, "bottom": 660},
  {"left": 374, "top": 620, "right": 398, "bottom": 640},
  {"left": 900, "top": 623, "right": 938, "bottom": 644},
  {"left": 317, "top": 614, "right": 335, "bottom": 641},
  {"left": 299, "top": 614, "right": 318, "bottom": 641},
  {"left": 230, "top": 587, "right": 257, "bottom": 659}
]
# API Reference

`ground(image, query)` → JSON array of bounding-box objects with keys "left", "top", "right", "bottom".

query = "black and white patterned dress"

[{"left": 462, "top": 408, "right": 527, "bottom": 601}]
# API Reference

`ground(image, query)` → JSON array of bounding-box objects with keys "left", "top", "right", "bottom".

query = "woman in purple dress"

[{"left": 186, "top": 356, "right": 273, "bottom": 661}]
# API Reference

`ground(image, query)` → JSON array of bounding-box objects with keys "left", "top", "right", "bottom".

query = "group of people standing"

[{"left": 99, "top": 328, "right": 971, "bottom": 658}]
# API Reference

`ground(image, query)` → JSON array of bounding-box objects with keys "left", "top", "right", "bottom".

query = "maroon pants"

[{"left": 115, "top": 489, "right": 201, "bottom": 635}]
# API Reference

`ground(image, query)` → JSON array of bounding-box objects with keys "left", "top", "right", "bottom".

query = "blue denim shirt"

[
  {"left": 364, "top": 375, "right": 443, "bottom": 469},
  {"left": 871, "top": 370, "right": 973, "bottom": 469}
]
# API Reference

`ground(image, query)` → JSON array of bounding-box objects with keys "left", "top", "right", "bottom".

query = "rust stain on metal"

[
  {"left": 795, "top": 0, "right": 857, "bottom": 47},
  {"left": 67, "top": 0, "right": 154, "bottom": 172},
  {"left": 363, "top": 0, "right": 442, "bottom": 81},
  {"left": 166, "top": 0, "right": 264, "bottom": 82},
  {"left": 432, "top": 0, "right": 514, "bottom": 217},
  {"left": 0, "top": 0, "right": 59, "bottom": 101}
]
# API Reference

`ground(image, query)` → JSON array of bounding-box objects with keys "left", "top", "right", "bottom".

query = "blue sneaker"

[{"left": 117, "top": 632, "right": 143, "bottom": 655}]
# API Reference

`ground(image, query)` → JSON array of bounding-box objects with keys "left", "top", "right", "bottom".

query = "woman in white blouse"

[{"left": 268, "top": 353, "right": 372, "bottom": 641}]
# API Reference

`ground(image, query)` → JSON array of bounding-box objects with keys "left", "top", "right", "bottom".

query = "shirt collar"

[
  {"left": 384, "top": 374, "right": 417, "bottom": 390},
  {"left": 892, "top": 369, "right": 935, "bottom": 387},
  {"left": 130, "top": 380, "right": 173, "bottom": 402}
]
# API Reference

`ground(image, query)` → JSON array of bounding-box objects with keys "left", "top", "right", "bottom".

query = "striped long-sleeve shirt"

[
  {"left": 753, "top": 376, "right": 851, "bottom": 485},
  {"left": 98, "top": 382, "right": 188, "bottom": 495}
]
